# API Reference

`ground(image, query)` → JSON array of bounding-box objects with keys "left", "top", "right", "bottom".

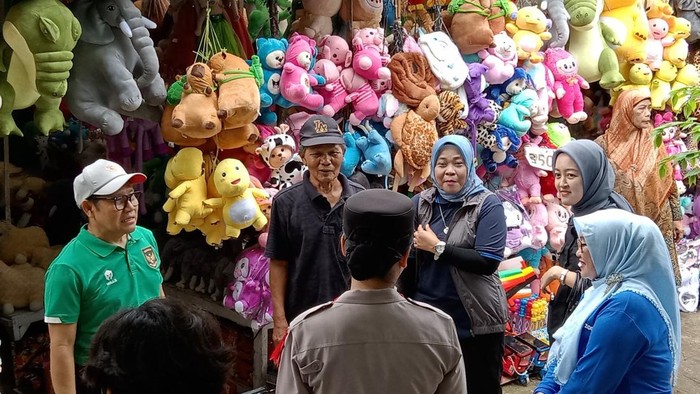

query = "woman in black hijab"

[{"left": 541, "top": 139, "right": 633, "bottom": 340}]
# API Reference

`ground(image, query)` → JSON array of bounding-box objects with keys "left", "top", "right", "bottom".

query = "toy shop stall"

[{"left": 1, "top": 0, "right": 700, "bottom": 392}]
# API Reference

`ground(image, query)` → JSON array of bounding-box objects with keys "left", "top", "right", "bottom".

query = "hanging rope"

[
  {"left": 390, "top": 0, "right": 404, "bottom": 55},
  {"left": 431, "top": 1, "right": 447, "bottom": 33},
  {"left": 268, "top": 0, "right": 280, "bottom": 38},
  {"left": 195, "top": 5, "right": 225, "bottom": 63}
]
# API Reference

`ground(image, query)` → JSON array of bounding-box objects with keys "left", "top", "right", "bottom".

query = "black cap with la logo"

[{"left": 299, "top": 115, "right": 345, "bottom": 147}]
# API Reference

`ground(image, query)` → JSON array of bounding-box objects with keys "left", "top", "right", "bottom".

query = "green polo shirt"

[{"left": 44, "top": 225, "right": 163, "bottom": 365}]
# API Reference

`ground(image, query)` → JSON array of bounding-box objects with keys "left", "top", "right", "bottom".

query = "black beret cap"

[{"left": 343, "top": 189, "right": 415, "bottom": 243}]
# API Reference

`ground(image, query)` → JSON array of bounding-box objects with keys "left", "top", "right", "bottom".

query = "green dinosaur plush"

[
  {"left": 0, "top": 0, "right": 81, "bottom": 136},
  {"left": 246, "top": 0, "right": 271, "bottom": 39}
]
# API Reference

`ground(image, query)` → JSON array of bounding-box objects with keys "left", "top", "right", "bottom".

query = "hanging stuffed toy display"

[
  {"left": 0, "top": 0, "right": 81, "bottom": 136},
  {"left": 67, "top": 0, "right": 166, "bottom": 136}
]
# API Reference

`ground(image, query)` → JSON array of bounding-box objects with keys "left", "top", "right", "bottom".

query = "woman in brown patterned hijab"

[{"left": 596, "top": 89, "right": 683, "bottom": 285}]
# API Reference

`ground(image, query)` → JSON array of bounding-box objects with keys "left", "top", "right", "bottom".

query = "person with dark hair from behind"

[
  {"left": 275, "top": 189, "right": 467, "bottom": 393},
  {"left": 82, "top": 298, "right": 232, "bottom": 394}
]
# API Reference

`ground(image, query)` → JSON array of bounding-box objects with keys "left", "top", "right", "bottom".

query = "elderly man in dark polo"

[{"left": 265, "top": 115, "right": 364, "bottom": 343}]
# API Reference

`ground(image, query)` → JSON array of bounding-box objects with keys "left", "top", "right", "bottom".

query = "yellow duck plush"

[
  {"left": 163, "top": 148, "right": 212, "bottom": 235},
  {"left": 205, "top": 159, "right": 268, "bottom": 239},
  {"left": 505, "top": 6, "right": 552, "bottom": 63},
  {"left": 610, "top": 63, "right": 653, "bottom": 105},
  {"left": 669, "top": 64, "right": 700, "bottom": 112},
  {"left": 663, "top": 17, "right": 692, "bottom": 69},
  {"left": 650, "top": 60, "right": 678, "bottom": 110}
]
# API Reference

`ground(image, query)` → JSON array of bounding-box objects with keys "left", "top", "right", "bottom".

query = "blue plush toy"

[
  {"left": 355, "top": 123, "right": 392, "bottom": 176},
  {"left": 341, "top": 131, "right": 362, "bottom": 177},
  {"left": 497, "top": 88, "right": 538, "bottom": 137},
  {"left": 480, "top": 124, "right": 521, "bottom": 173},
  {"left": 486, "top": 68, "right": 533, "bottom": 106},
  {"left": 255, "top": 38, "right": 288, "bottom": 124}
]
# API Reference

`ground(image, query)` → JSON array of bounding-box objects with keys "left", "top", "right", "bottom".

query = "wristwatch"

[
  {"left": 434, "top": 241, "right": 446, "bottom": 260},
  {"left": 559, "top": 269, "right": 570, "bottom": 286}
]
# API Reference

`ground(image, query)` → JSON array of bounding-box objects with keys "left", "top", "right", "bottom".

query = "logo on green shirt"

[
  {"left": 104, "top": 269, "right": 117, "bottom": 286},
  {"left": 142, "top": 246, "right": 158, "bottom": 268}
]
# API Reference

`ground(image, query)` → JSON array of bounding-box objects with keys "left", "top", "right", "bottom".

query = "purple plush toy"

[{"left": 223, "top": 246, "right": 272, "bottom": 331}]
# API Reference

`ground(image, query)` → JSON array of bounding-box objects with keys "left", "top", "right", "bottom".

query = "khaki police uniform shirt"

[{"left": 276, "top": 288, "right": 467, "bottom": 393}]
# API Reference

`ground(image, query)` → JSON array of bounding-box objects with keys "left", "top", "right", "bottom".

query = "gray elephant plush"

[
  {"left": 673, "top": 0, "right": 700, "bottom": 43},
  {"left": 67, "top": 0, "right": 166, "bottom": 135}
]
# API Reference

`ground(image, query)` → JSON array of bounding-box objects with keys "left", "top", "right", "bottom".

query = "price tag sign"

[{"left": 525, "top": 146, "right": 555, "bottom": 171}]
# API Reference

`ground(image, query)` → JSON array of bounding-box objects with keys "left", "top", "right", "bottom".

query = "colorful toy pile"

[{"left": 1, "top": 0, "right": 699, "bottom": 331}]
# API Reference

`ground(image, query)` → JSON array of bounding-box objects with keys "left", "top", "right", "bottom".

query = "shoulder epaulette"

[
  {"left": 404, "top": 297, "right": 453, "bottom": 319},
  {"left": 288, "top": 301, "right": 334, "bottom": 329}
]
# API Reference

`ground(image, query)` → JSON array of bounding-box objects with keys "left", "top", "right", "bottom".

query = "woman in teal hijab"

[
  {"left": 535, "top": 209, "right": 681, "bottom": 394},
  {"left": 403, "top": 135, "right": 508, "bottom": 394}
]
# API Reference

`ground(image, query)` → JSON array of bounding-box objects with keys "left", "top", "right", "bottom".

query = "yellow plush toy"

[
  {"left": 204, "top": 159, "right": 268, "bottom": 239},
  {"left": 600, "top": 0, "right": 649, "bottom": 64},
  {"left": 198, "top": 168, "right": 230, "bottom": 247},
  {"left": 610, "top": 63, "right": 653, "bottom": 105},
  {"left": 650, "top": 60, "right": 678, "bottom": 110},
  {"left": 669, "top": 64, "right": 700, "bottom": 112},
  {"left": 663, "top": 17, "right": 691, "bottom": 69},
  {"left": 505, "top": 6, "right": 552, "bottom": 63},
  {"left": 163, "top": 148, "right": 212, "bottom": 235}
]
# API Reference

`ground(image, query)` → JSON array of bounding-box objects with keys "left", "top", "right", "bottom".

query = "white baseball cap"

[{"left": 73, "top": 159, "right": 146, "bottom": 208}]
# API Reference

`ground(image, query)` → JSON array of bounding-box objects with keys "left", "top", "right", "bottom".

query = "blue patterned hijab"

[
  {"left": 430, "top": 135, "right": 486, "bottom": 203},
  {"left": 549, "top": 209, "right": 681, "bottom": 386}
]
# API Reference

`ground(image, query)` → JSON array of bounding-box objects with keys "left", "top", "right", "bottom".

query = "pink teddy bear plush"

[
  {"left": 280, "top": 33, "right": 325, "bottom": 111},
  {"left": 478, "top": 31, "right": 518, "bottom": 85},
  {"left": 313, "top": 59, "right": 349, "bottom": 116},
  {"left": 351, "top": 28, "right": 391, "bottom": 82},
  {"left": 514, "top": 135, "right": 548, "bottom": 205},
  {"left": 341, "top": 68, "right": 379, "bottom": 125},
  {"left": 543, "top": 48, "right": 589, "bottom": 124},
  {"left": 317, "top": 35, "right": 353, "bottom": 69}
]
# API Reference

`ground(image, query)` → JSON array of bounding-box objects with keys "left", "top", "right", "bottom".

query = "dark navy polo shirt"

[{"left": 265, "top": 171, "right": 364, "bottom": 321}]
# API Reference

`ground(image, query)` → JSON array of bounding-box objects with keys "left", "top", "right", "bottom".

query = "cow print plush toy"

[{"left": 256, "top": 132, "right": 306, "bottom": 189}]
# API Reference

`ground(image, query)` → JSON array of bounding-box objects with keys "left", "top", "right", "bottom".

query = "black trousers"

[{"left": 460, "top": 332, "right": 505, "bottom": 394}]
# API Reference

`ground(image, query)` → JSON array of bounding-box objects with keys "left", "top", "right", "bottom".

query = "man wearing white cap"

[{"left": 44, "top": 159, "right": 164, "bottom": 394}]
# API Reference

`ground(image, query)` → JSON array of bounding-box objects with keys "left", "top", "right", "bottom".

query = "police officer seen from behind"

[{"left": 275, "top": 189, "right": 467, "bottom": 393}]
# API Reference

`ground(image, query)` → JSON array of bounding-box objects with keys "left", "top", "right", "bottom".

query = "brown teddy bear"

[
  {"left": 0, "top": 260, "right": 45, "bottom": 315},
  {"left": 442, "top": 0, "right": 511, "bottom": 55},
  {"left": 0, "top": 223, "right": 60, "bottom": 269},
  {"left": 209, "top": 51, "right": 261, "bottom": 130},
  {"left": 171, "top": 62, "right": 222, "bottom": 139}
]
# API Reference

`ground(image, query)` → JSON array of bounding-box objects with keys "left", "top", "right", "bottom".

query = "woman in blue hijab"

[
  {"left": 542, "top": 139, "right": 633, "bottom": 340},
  {"left": 535, "top": 209, "right": 681, "bottom": 394},
  {"left": 400, "top": 135, "right": 508, "bottom": 394}
]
